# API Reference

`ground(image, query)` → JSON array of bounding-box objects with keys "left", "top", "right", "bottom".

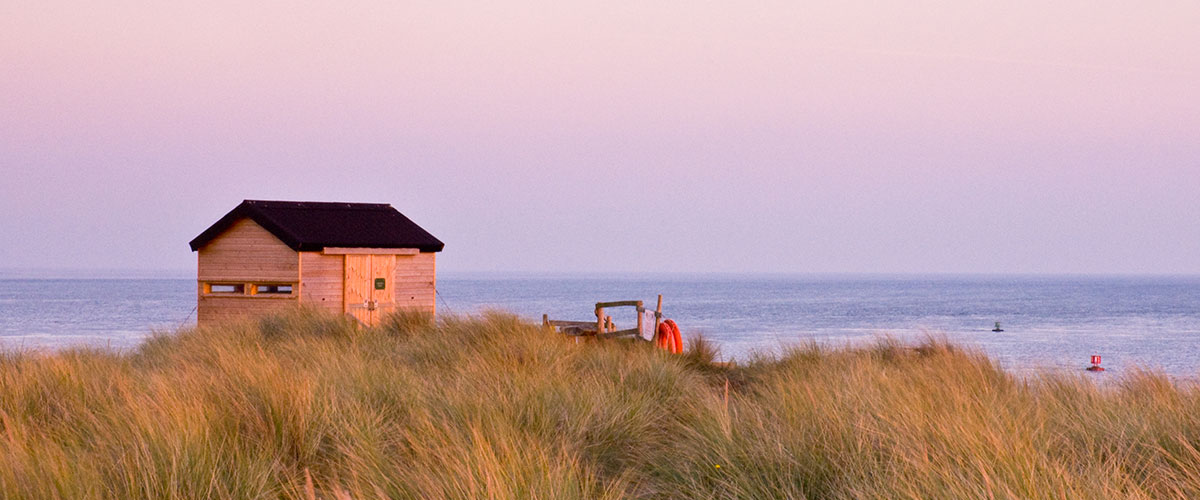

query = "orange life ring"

[
  {"left": 656, "top": 322, "right": 673, "bottom": 351},
  {"left": 665, "top": 319, "right": 683, "bottom": 354}
]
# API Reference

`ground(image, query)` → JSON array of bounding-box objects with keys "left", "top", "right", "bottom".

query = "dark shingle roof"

[{"left": 189, "top": 200, "right": 444, "bottom": 252}]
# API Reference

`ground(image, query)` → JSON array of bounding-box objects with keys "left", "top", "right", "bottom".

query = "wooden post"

[
  {"left": 542, "top": 314, "right": 549, "bottom": 328},
  {"left": 655, "top": 294, "right": 663, "bottom": 331},
  {"left": 636, "top": 300, "right": 644, "bottom": 336},
  {"left": 595, "top": 305, "right": 604, "bottom": 337}
]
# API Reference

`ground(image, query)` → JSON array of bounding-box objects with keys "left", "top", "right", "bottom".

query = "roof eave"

[
  {"left": 189, "top": 202, "right": 305, "bottom": 252},
  {"left": 189, "top": 200, "right": 445, "bottom": 253}
]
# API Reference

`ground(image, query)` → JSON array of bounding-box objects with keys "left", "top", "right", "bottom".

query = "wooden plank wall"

[
  {"left": 196, "top": 218, "right": 300, "bottom": 324},
  {"left": 299, "top": 251, "right": 344, "bottom": 314},
  {"left": 395, "top": 252, "right": 437, "bottom": 314},
  {"left": 197, "top": 294, "right": 299, "bottom": 324},
  {"left": 197, "top": 219, "right": 298, "bottom": 282}
]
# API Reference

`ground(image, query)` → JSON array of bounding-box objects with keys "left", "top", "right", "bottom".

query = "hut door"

[
  {"left": 344, "top": 255, "right": 372, "bottom": 325},
  {"left": 343, "top": 254, "right": 395, "bottom": 326},
  {"left": 370, "top": 255, "right": 396, "bottom": 321}
]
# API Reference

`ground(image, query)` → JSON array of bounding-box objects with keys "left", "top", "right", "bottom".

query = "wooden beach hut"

[{"left": 189, "top": 200, "right": 444, "bottom": 326}]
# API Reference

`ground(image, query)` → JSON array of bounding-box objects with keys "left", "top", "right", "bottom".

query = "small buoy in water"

[
  {"left": 1086, "top": 354, "right": 1105, "bottom": 372},
  {"left": 992, "top": 321, "right": 1004, "bottom": 332}
]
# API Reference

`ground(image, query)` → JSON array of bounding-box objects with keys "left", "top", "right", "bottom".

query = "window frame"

[
  {"left": 202, "top": 282, "right": 297, "bottom": 298},
  {"left": 252, "top": 283, "right": 295, "bottom": 295},
  {"left": 204, "top": 283, "right": 246, "bottom": 295}
]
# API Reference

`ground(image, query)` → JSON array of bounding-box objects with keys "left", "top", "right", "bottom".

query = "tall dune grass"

[{"left": 3, "top": 307, "right": 1200, "bottom": 498}]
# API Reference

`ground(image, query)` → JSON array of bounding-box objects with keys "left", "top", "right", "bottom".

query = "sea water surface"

[{"left": 2, "top": 273, "right": 1199, "bottom": 377}]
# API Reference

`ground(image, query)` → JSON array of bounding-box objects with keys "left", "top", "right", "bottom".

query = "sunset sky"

[{"left": 1, "top": 1, "right": 1197, "bottom": 274}]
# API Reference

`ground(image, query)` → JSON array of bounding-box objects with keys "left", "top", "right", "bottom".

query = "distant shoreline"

[{"left": 0, "top": 268, "right": 193, "bottom": 280}]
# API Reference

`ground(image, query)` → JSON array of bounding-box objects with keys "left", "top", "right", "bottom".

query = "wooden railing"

[{"left": 544, "top": 295, "right": 663, "bottom": 341}]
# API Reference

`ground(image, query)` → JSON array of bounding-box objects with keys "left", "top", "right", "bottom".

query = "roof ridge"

[{"left": 243, "top": 199, "right": 393, "bottom": 207}]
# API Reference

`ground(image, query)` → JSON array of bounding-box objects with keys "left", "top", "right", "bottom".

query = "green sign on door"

[{"left": 374, "top": 278, "right": 386, "bottom": 290}]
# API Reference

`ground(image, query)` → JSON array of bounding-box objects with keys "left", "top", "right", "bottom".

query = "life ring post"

[{"left": 654, "top": 295, "right": 663, "bottom": 332}]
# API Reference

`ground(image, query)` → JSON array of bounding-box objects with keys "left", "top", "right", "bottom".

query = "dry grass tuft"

[{"left": 3, "top": 306, "right": 1200, "bottom": 499}]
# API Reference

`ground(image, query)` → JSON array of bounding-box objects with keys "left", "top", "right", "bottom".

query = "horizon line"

[{"left": 2, "top": 267, "right": 1198, "bottom": 280}]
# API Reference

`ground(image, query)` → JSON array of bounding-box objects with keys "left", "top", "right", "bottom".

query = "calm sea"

[{"left": 2, "top": 274, "right": 1199, "bottom": 377}]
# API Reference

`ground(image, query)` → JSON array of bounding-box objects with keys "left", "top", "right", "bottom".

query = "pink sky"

[{"left": 1, "top": 1, "right": 1198, "bottom": 274}]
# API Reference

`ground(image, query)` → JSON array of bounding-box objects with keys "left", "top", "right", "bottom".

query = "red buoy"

[{"left": 1086, "top": 354, "right": 1105, "bottom": 372}]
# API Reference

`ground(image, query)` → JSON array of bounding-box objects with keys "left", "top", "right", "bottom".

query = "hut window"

[
  {"left": 254, "top": 284, "right": 294, "bottom": 295},
  {"left": 208, "top": 283, "right": 245, "bottom": 294}
]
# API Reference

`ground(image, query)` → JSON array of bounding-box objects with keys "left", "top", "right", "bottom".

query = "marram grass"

[{"left": 3, "top": 307, "right": 1200, "bottom": 499}]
